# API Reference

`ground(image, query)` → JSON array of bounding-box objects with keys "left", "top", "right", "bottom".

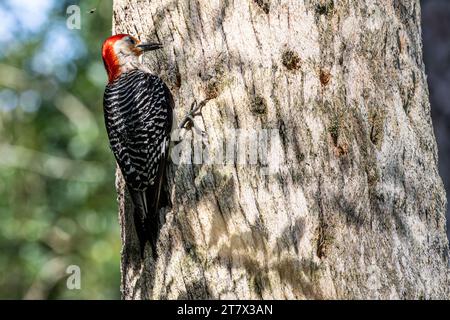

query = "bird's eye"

[{"left": 128, "top": 37, "right": 136, "bottom": 45}]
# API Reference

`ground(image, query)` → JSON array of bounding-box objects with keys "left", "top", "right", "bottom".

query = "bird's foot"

[{"left": 178, "top": 100, "right": 208, "bottom": 137}]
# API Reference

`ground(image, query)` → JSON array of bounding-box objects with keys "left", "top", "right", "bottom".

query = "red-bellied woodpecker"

[{"left": 101, "top": 34, "right": 173, "bottom": 259}]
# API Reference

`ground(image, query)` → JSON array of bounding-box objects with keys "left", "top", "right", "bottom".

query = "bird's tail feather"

[
  {"left": 129, "top": 186, "right": 160, "bottom": 259},
  {"left": 128, "top": 148, "right": 169, "bottom": 260}
]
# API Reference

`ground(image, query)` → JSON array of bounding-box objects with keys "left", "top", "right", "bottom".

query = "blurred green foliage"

[{"left": 0, "top": 0, "right": 121, "bottom": 299}]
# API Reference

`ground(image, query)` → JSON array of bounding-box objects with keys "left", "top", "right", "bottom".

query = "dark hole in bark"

[
  {"left": 251, "top": 95, "right": 267, "bottom": 115},
  {"left": 281, "top": 50, "right": 301, "bottom": 71},
  {"left": 254, "top": 0, "right": 270, "bottom": 14},
  {"left": 320, "top": 69, "right": 331, "bottom": 86}
]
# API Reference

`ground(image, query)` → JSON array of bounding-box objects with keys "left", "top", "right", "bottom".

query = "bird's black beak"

[{"left": 137, "top": 42, "right": 163, "bottom": 52}]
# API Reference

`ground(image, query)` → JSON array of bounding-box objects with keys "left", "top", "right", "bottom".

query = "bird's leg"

[{"left": 178, "top": 100, "right": 207, "bottom": 136}]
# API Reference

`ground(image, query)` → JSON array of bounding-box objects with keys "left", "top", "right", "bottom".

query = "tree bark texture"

[{"left": 113, "top": 0, "right": 449, "bottom": 299}]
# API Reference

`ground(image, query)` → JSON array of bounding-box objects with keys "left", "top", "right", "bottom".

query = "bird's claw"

[{"left": 179, "top": 99, "right": 207, "bottom": 137}]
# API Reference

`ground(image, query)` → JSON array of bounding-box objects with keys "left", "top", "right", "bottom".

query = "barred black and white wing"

[
  {"left": 104, "top": 69, "right": 173, "bottom": 190},
  {"left": 103, "top": 69, "right": 173, "bottom": 258}
]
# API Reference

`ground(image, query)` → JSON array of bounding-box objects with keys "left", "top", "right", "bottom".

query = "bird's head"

[{"left": 101, "top": 34, "right": 162, "bottom": 83}]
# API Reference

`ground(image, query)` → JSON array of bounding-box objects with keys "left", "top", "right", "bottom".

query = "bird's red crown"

[{"left": 102, "top": 34, "right": 130, "bottom": 83}]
